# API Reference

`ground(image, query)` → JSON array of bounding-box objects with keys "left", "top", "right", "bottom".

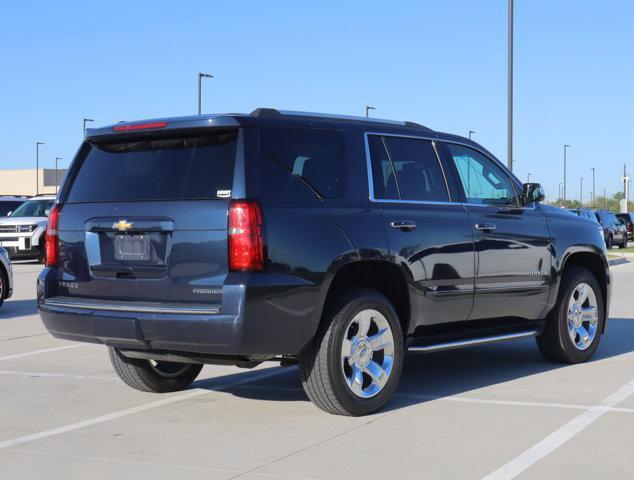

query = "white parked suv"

[{"left": 0, "top": 196, "right": 55, "bottom": 263}]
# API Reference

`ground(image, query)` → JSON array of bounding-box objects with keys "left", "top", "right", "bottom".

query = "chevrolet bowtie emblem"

[{"left": 113, "top": 220, "right": 133, "bottom": 231}]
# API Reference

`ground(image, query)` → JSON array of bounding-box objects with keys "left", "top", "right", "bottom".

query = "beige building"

[{"left": 0, "top": 168, "right": 67, "bottom": 196}]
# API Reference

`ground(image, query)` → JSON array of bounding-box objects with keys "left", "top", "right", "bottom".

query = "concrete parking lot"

[{"left": 1, "top": 262, "right": 633, "bottom": 480}]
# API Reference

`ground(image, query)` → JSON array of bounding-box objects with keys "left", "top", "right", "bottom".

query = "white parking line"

[
  {"left": 0, "top": 370, "right": 115, "bottom": 381},
  {"left": 0, "top": 344, "right": 83, "bottom": 361},
  {"left": 481, "top": 378, "right": 634, "bottom": 480},
  {"left": 0, "top": 367, "right": 287, "bottom": 450}
]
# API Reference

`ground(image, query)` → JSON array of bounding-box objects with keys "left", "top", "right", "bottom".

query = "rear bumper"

[{"left": 37, "top": 272, "right": 321, "bottom": 357}]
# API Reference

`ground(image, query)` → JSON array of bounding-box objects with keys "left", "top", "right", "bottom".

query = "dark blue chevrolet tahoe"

[{"left": 38, "top": 109, "right": 610, "bottom": 416}]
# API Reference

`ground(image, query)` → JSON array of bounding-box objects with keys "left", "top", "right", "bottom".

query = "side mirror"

[{"left": 522, "top": 183, "right": 545, "bottom": 204}]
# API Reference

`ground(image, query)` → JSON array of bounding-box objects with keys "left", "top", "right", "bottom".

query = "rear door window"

[
  {"left": 367, "top": 135, "right": 449, "bottom": 202},
  {"left": 257, "top": 127, "right": 344, "bottom": 199},
  {"left": 64, "top": 130, "right": 238, "bottom": 203}
]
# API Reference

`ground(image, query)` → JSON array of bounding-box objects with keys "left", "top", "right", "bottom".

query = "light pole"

[
  {"left": 55, "top": 157, "right": 62, "bottom": 194},
  {"left": 563, "top": 144, "right": 570, "bottom": 202},
  {"left": 558, "top": 182, "right": 562, "bottom": 202},
  {"left": 36, "top": 142, "right": 44, "bottom": 196},
  {"left": 580, "top": 177, "right": 584, "bottom": 206},
  {"left": 83, "top": 118, "right": 94, "bottom": 135},
  {"left": 508, "top": 0, "right": 514, "bottom": 172},
  {"left": 591, "top": 167, "right": 596, "bottom": 207},
  {"left": 527, "top": 172, "right": 531, "bottom": 183},
  {"left": 365, "top": 106, "right": 375, "bottom": 118},
  {"left": 468, "top": 130, "right": 475, "bottom": 140},
  {"left": 198, "top": 73, "right": 213, "bottom": 115}
]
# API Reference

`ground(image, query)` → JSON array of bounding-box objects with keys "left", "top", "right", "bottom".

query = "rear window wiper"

[{"left": 261, "top": 152, "right": 325, "bottom": 199}]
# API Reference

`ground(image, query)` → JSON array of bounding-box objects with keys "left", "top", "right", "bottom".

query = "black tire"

[
  {"left": 38, "top": 238, "right": 47, "bottom": 264},
  {"left": 606, "top": 235, "right": 613, "bottom": 249},
  {"left": 0, "top": 267, "right": 6, "bottom": 308},
  {"left": 619, "top": 236, "right": 627, "bottom": 249},
  {"left": 108, "top": 347, "right": 203, "bottom": 393},
  {"left": 297, "top": 288, "right": 404, "bottom": 416},
  {"left": 536, "top": 266, "right": 604, "bottom": 364}
]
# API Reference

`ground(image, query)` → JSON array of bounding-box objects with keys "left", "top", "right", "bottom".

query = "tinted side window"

[
  {"left": 446, "top": 144, "right": 517, "bottom": 206},
  {"left": 258, "top": 127, "right": 343, "bottom": 199},
  {"left": 368, "top": 135, "right": 399, "bottom": 199},
  {"left": 367, "top": 135, "right": 449, "bottom": 202}
]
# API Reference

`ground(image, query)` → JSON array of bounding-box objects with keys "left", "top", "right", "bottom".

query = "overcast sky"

[{"left": 1, "top": 0, "right": 632, "bottom": 201}]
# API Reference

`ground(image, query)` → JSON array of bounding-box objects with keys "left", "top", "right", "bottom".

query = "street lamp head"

[
  {"left": 564, "top": 144, "right": 570, "bottom": 148},
  {"left": 37, "top": 142, "right": 44, "bottom": 146},
  {"left": 83, "top": 118, "right": 94, "bottom": 122},
  {"left": 199, "top": 73, "right": 213, "bottom": 79}
]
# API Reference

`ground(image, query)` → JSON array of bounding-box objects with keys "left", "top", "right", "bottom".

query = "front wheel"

[
  {"left": 536, "top": 266, "right": 604, "bottom": 364},
  {"left": 619, "top": 236, "right": 628, "bottom": 249},
  {"left": 109, "top": 347, "right": 203, "bottom": 393},
  {"left": 298, "top": 289, "right": 404, "bottom": 416},
  {"left": 606, "top": 235, "right": 613, "bottom": 249}
]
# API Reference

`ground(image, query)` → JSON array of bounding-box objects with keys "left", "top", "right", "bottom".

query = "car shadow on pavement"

[
  {"left": 0, "top": 299, "right": 38, "bottom": 320},
  {"left": 195, "top": 318, "right": 634, "bottom": 411}
]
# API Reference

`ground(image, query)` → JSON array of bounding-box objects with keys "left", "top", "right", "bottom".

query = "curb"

[{"left": 608, "top": 257, "right": 629, "bottom": 266}]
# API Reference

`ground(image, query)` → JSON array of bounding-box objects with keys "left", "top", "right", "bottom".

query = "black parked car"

[
  {"left": 595, "top": 210, "right": 628, "bottom": 249},
  {"left": 616, "top": 213, "right": 634, "bottom": 241},
  {"left": 38, "top": 110, "right": 611, "bottom": 416}
]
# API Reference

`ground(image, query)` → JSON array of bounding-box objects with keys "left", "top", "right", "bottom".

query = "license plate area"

[
  {"left": 93, "top": 231, "right": 168, "bottom": 267},
  {"left": 114, "top": 234, "right": 151, "bottom": 261}
]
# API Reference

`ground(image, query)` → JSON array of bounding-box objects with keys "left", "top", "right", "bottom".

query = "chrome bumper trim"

[{"left": 44, "top": 297, "right": 220, "bottom": 315}]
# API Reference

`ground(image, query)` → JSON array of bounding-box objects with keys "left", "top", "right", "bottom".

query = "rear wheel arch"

[{"left": 318, "top": 260, "right": 412, "bottom": 336}]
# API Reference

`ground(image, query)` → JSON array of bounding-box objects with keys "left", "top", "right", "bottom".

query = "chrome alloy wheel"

[
  {"left": 567, "top": 282, "right": 599, "bottom": 351},
  {"left": 341, "top": 309, "right": 395, "bottom": 399}
]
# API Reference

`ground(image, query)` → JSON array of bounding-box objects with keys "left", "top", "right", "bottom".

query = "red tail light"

[
  {"left": 228, "top": 201, "right": 264, "bottom": 272},
  {"left": 45, "top": 204, "right": 62, "bottom": 267},
  {"left": 113, "top": 121, "right": 168, "bottom": 132}
]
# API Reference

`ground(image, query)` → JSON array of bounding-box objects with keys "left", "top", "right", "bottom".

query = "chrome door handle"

[
  {"left": 475, "top": 223, "right": 496, "bottom": 232},
  {"left": 390, "top": 220, "right": 416, "bottom": 231}
]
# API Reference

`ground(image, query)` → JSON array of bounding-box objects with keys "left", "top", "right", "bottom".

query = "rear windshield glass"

[
  {"left": 257, "top": 127, "right": 343, "bottom": 199},
  {"left": 65, "top": 131, "right": 237, "bottom": 203}
]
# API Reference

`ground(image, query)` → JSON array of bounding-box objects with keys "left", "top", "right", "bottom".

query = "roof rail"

[{"left": 249, "top": 108, "right": 431, "bottom": 130}]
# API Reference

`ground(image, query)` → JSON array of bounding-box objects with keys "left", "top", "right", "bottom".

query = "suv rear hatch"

[{"left": 54, "top": 127, "right": 240, "bottom": 306}]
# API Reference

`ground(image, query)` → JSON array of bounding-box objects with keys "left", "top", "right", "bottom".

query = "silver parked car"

[{"left": 0, "top": 247, "right": 13, "bottom": 307}]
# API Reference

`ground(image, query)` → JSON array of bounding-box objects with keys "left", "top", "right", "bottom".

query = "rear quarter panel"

[{"left": 248, "top": 199, "right": 388, "bottom": 353}]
